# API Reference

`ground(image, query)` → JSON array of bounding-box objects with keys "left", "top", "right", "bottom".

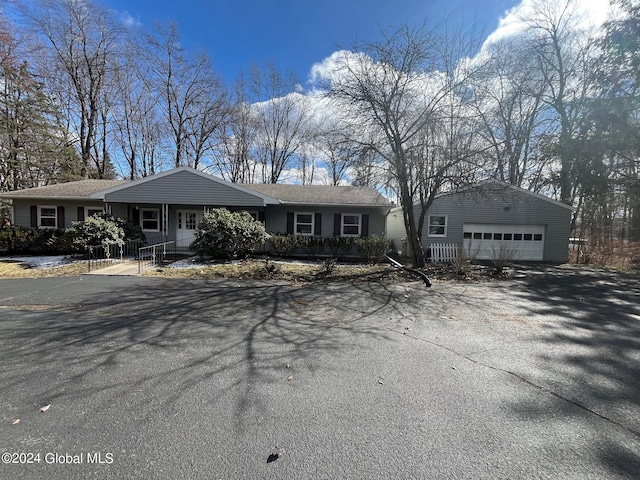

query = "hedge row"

[{"left": 268, "top": 234, "right": 391, "bottom": 264}]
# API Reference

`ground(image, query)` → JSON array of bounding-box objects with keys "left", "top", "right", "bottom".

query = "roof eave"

[
  {"left": 277, "top": 201, "right": 392, "bottom": 208},
  {"left": 0, "top": 194, "right": 102, "bottom": 201}
]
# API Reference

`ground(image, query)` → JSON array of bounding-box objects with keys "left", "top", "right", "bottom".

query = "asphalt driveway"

[{"left": 0, "top": 266, "right": 638, "bottom": 479}]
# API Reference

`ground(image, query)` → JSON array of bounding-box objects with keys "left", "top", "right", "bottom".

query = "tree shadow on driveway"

[
  {"left": 498, "top": 266, "right": 640, "bottom": 477},
  {"left": 0, "top": 278, "right": 407, "bottom": 428}
]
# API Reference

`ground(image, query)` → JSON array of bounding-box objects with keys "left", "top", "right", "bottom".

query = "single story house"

[
  {"left": 0, "top": 166, "right": 393, "bottom": 245},
  {"left": 387, "top": 181, "right": 573, "bottom": 263}
]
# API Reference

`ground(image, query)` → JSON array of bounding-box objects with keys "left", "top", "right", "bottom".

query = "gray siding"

[
  {"left": 103, "top": 170, "right": 267, "bottom": 206},
  {"left": 386, "top": 208, "right": 408, "bottom": 254},
  {"left": 12, "top": 199, "right": 106, "bottom": 229},
  {"left": 266, "top": 205, "right": 387, "bottom": 237},
  {"left": 387, "top": 185, "right": 572, "bottom": 262}
]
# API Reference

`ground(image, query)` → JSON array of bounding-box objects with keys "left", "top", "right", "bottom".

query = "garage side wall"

[{"left": 416, "top": 186, "right": 571, "bottom": 262}]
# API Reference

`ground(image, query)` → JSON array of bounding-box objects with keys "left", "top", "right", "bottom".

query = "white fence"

[{"left": 429, "top": 243, "right": 459, "bottom": 263}]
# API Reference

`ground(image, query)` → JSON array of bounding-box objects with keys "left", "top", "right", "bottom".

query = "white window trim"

[
  {"left": 38, "top": 205, "right": 57, "bottom": 229},
  {"left": 427, "top": 215, "right": 448, "bottom": 237},
  {"left": 140, "top": 207, "right": 160, "bottom": 232},
  {"left": 85, "top": 207, "right": 104, "bottom": 218},
  {"left": 341, "top": 213, "right": 361, "bottom": 237},
  {"left": 295, "top": 212, "right": 314, "bottom": 236},
  {"left": 245, "top": 210, "right": 266, "bottom": 226}
]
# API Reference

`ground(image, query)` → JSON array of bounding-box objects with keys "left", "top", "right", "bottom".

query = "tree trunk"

[{"left": 400, "top": 190, "right": 426, "bottom": 268}]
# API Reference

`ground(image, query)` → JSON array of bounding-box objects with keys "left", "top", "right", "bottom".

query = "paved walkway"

[{"left": 84, "top": 260, "right": 140, "bottom": 276}]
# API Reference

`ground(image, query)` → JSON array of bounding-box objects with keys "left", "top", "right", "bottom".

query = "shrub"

[
  {"left": 0, "top": 226, "right": 74, "bottom": 254},
  {"left": 191, "top": 208, "right": 267, "bottom": 259},
  {"left": 0, "top": 226, "right": 37, "bottom": 253},
  {"left": 489, "top": 242, "right": 518, "bottom": 275},
  {"left": 269, "top": 234, "right": 301, "bottom": 257},
  {"left": 354, "top": 235, "right": 391, "bottom": 264},
  {"left": 66, "top": 215, "right": 126, "bottom": 251},
  {"left": 326, "top": 236, "right": 354, "bottom": 260},
  {"left": 300, "top": 236, "right": 325, "bottom": 259},
  {"left": 451, "top": 242, "right": 480, "bottom": 275}
]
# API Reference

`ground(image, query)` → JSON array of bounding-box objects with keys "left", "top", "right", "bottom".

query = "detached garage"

[{"left": 387, "top": 181, "right": 574, "bottom": 263}]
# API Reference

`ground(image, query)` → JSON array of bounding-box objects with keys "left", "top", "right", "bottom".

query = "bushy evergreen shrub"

[
  {"left": 354, "top": 235, "right": 391, "bottom": 264},
  {"left": 269, "top": 234, "right": 301, "bottom": 257},
  {"left": 300, "top": 236, "right": 325, "bottom": 259},
  {"left": 66, "top": 214, "right": 126, "bottom": 251},
  {"left": 326, "top": 236, "right": 354, "bottom": 260},
  {"left": 191, "top": 208, "right": 267, "bottom": 259},
  {"left": 0, "top": 226, "right": 73, "bottom": 254}
]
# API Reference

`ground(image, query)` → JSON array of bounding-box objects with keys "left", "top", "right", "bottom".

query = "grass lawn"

[
  {"left": 142, "top": 259, "right": 412, "bottom": 283},
  {"left": 0, "top": 260, "right": 88, "bottom": 278}
]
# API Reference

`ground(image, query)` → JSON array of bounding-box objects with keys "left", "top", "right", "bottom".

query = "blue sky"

[{"left": 105, "top": 0, "right": 521, "bottom": 85}]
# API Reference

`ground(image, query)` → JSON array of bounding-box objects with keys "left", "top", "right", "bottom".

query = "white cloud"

[
  {"left": 482, "top": 0, "right": 615, "bottom": 49},
  {"left": 119, "top": 11, "right": 142, "bottom": 28}
]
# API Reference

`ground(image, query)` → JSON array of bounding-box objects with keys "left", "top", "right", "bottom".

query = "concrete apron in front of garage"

[{"left": 83, "top": 260, "right": 140, "bottom": 276}]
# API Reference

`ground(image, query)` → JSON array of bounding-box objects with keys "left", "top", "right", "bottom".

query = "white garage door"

[{"left": 462, "top": 224, "right": 545, "bottom": 261}]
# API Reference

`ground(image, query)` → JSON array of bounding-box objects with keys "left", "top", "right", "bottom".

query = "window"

[
  {"left": 533, "top": 234, "right": 543, "bottom": 241},
  {"left": 483, "top": 233, "right": 492, "bottom": 240},
  {"left": 140, "top": 208, "right": 159, "bottom": 231},
  {"left": 428, "top": 216, "right": 447, "bottom": 237},
  {"left": 473, "top": 232, "right": 482, "bottom": 240},
  {"left": 514, "top": 233, "right": 523, "bottom": 241},
  {"left": 494, "top": 233, "right": 502, "bottom": 240},
  {"left": 180, "top": 212, "right": 197, "bottom": 230},
  {"left": 342, "top": 214, "right": 361, "bottom": 236},
  {"left": 503, "top": 233, "right": 512, "bottom": 240},
  {"left": 186, "top": 213, "right": 197, "bottom": 230},
  {"left": 39, "top": 206, "right": 57, "bottom": 228},
  {"left": 295, "top": 213, "right": 314, "bottom": 235},
  {"left": 524, "top": 234, "right": 533, "bottom": 241},
  {"left": 244, "top": 210, "right": 265, "bottom": 225},
  {"left": 463, "top": 232, "right": 472, "bottom": 239},
  {"left": 86, "top": 207, "right": 103, "bottom": 218}
]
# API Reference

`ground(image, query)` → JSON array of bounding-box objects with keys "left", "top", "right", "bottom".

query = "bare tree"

[
  {"left": 249, "top": 62, "right": 312, "bottom": 184},
  {"left": 322, "top": 24, "right": 481, "bottom": 267},
  {"left": 0, "top": 12, "right": 79, "bottom": 190},
  {"left": 211, "top": 71, "right": 258, "bottom": 182},
  {"left": 142, "top": 22, "right": 228, "bottom": 170},
  {"left": 471, "top": 39, "right": 549, "bottom": 190},
  {"left": 20, "top": 0, "right": 122, "bottom": 178},
  {"left": 110, "top": 33, "right": 166, "bottom": 180},
  {"left": 520, "top": 0, "right": 597, "bottom": 206}
]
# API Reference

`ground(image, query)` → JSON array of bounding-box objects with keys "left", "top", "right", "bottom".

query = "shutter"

[
  {"left": 314, "top": 213, "right": 322, "bottom": 236},
  {"left": 30, "top": 206, "right": 38, "bottom": 228},
  {"left": 132, "top": 207, "right": 140, "bottom": 226},
  {"left": 286, "top": 212, "right": 294, "bottom": 234},
  {"left": 334, "top": 213, "right": 341, "bottom": 237},
  {"left": 77, "top": 207, "right": 85, "bottom": 222},
  {"left": 57, "top": 206, "right": 65, "bottom": 229},
  {"left": 361, "top": 214, "right": 369, "bottom": 237},
  {"left": 258, "top": 211, "right": 265, "bottom": 223}
]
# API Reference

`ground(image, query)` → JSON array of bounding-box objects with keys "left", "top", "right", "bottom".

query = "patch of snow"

[
  {"left": 0, "top": 255, "right": 84, "bottom": 269},
  {"left": 165, "top": 257, "right": 218, "bottom": 269}
]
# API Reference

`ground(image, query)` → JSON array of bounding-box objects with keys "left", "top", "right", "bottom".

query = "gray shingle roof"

[
  {"left": 0, "top": 175, "right": 392, "bottom": 207},
  {"left": 240, "top": 183, "right": 392, "bottom": 206},
  {"left": 0, "top": 180, "right": 128, "bottom": 199}
]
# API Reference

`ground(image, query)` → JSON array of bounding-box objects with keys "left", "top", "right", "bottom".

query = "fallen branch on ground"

[{"left": 386, "top": 255, "right": 432, "bottom": 288}]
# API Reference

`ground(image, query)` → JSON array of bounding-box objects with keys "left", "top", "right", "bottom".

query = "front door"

[{"left": 176, "top": 210, "right": 201, "bottom": 246}]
